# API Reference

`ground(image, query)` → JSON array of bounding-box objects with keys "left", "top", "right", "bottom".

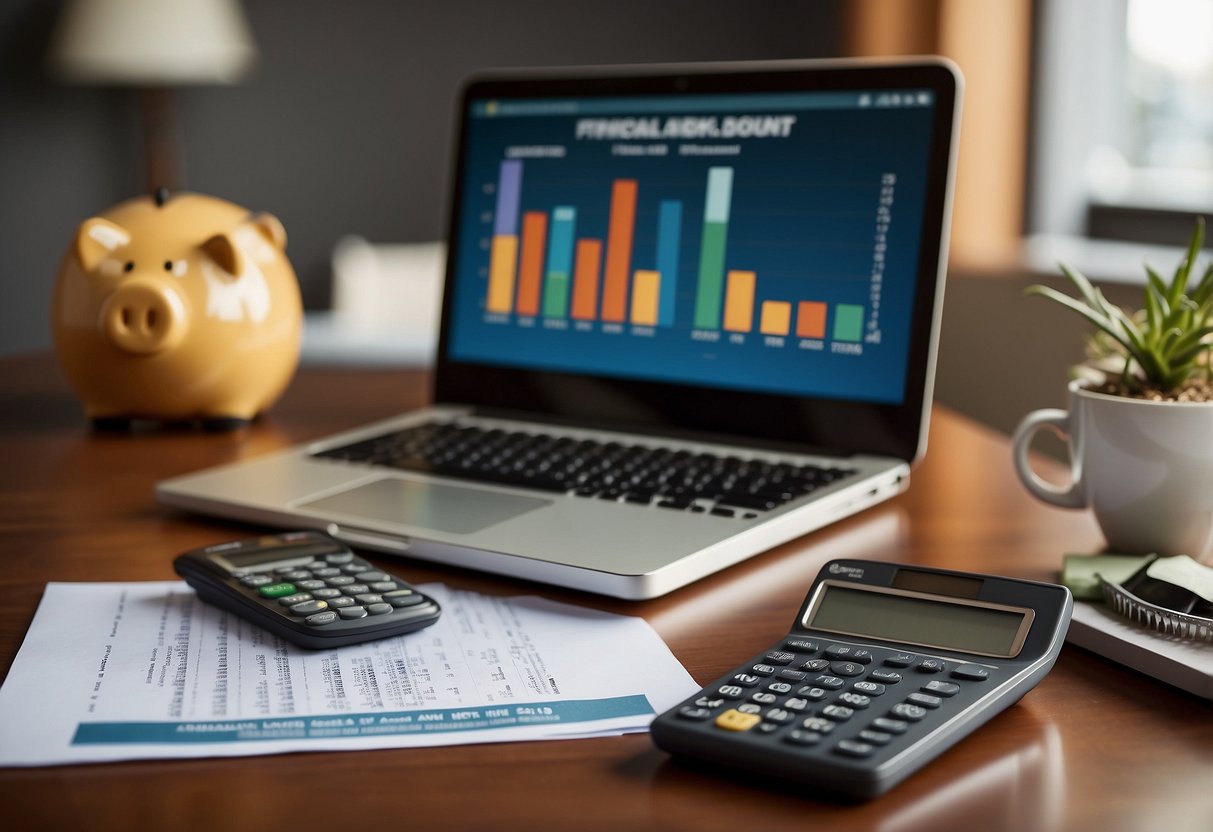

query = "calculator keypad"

[
  {"left": 681, "top": 638, "right": 993, "bottom": 761},
  {"left": 246, "top": 554, "right": 424, "bottom": 628}
]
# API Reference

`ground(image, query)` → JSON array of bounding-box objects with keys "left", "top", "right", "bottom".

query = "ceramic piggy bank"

[{"left": 52, "top": 189, "right": 302, "bottom": 430}]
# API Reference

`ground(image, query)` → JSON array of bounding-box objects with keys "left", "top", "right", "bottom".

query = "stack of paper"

[{"left": 0, "top": 582, "right": 698, "bottom": 766}]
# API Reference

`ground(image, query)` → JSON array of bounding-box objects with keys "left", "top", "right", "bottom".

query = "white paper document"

[{"left": 0, "top": 582, "right": 697, "bottom": 766}]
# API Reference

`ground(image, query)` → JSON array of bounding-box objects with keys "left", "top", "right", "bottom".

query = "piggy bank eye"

[
  {"left": 163, "top": 261, "right": 172, "bottom": 271},
  {"left": 124, "top": 261, "right": 134, "bottom": 272}
]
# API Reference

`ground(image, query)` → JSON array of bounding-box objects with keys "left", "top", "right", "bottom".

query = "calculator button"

[
  {"left": 754, "top": 722, "right": 782, "bottom": 735},
  {"left": 923, "top": 680, "right": 961, "bottom": 696},
  {"left": 868, "top": 670, "right": 903, "bottom": 684},
  {"left": 344, "top": 584, "right": 370, "bottom": 596},
  {"left": 907, "top": 692, "right": 942, "bottom": 709},
  {"left": 240, "top": 575, "right": 273, "bottom": 587},
  {"left": 386, "top": 593, "right": 427, "bottom": 608},
  {"left": 369, "top": 581, "right": 398, "bottom": 593},
  {"left": 835, "top": 739, "right": 875, "bottom": 758},
  {"left": 715, "top": 709, "right": 762, "bottom": 732},
  {"left": 258, "top": 582, "right": 298, "bottom": 598},
  {"left": 750, "top": 692, "right": 778, "bottom": 705},
  {"left": 764, "top": 651, "right": 796, "bottom": 666},
  {"left": 852, "top": 681, "right": 886, "bottom": 696},
  {"left": 800, "top": 659, "right": 830, "bottom": 672},
  {"left": 717, "top": 685, "right": 746, "bottom": 700},
  {"left": 884, "top": 653, "right": 917, "bottom": 667},
  {"left": 812, "top": 675, "right": 846, "bottom": 690},
  {"left": 311, "top": 567, "right": 341, "bottom": 578},
  {"left": 951, "top": 664, "right": 991, "bottom": 682},
  {"left": 354, "top": 594, "right": 383, "bottom": 606},
  {"left": 341, "top": 563, "right": 371, "bottom": 574},
  {"left": 731, "top": 674, "right": 761, "bottom": 688},
  {"left": 767, "top": 682, "right": 792, "bottom": 694},
  {"left": 338, "top": 606, "right": 368, "bottom": 620},
  {"left": 355, "top": 571, "right": 391, "bottom": 583},
  {"left": 737, "top": 703, "right": 762, "bottom": 715},
  {"left": 279, "top": 570, "right": 311, "bottom": 581},
  {"left": 829, "top": 662, "right": 865, "bottom": 677},
  {"left": 837, "top": 692, "right": 871, "bottom": 709},
  {"left": 326, "top": 576, "right": 355, "bottom": 586},
  {"left": 324, "top": 552, "right": 355, "bottom": 564},
  {"left": 917, "top": 659, "right": 947, "bottom": 674},
  {"left": 327, "top": 596, "right": 355, "bottom": 608},
  {"left": 784, "top": 639, "right": 820, "bottom": 653},
  {"left": 777, "top": 669, "right": 806, "bottom": 682},
  {"left": 784, "top": 697, "right": 810, "bottom": 712},
  {"left": 763, "top": 708, "right": 795, "bottom": 725},
  {"left": 312, "top": 588, "right": 342, "bottom": 599},
  {"left": 289, "top": 600, "right": 330, "bottom": 616},
  {"left": 796, "top": 686, "right": 829, "bottom": 701},
  {"left": 784, "top": 729, "right": 824, "bottom": 746},
  {"left": 825, "top": 646, "right": 872, "bottom": 664},
  {"left": 678, "top": 707, "right": 712, "bottom": 720},
  {"left": 305, "top": 611, "right": 339, "bottom": 626},
  {"left": 694, "top": 697, "right": 724, "bottom": 709},
  {"left": 859, "top": 729, "right": 893, "bottom": 746},
  {"left": 750, "top": 664, "right": 776, "bottom": 677},
  {"left": 366, "top": 603, "right": 393, "bottom": 616},
  {"left": 277, "top": 593, "right": 314, "bottom": 606},
  {"left": 872, "top": 717, "right": 908, "bottom": 734},
  {"left": 800, "top": 717, "right": 835, "bottom": 734},
  {"left": 891, "top": 703, "right": 928, "bottom": 722},
  {"left": 295, "top": 580, "right": 326, "bottom": 590},
  {"left": 822, "top": 705, "right": 854, "bottom": 722}
]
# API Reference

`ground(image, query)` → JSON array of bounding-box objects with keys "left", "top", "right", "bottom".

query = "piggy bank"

[{"left": 52, "top": 189, "right": 302, "bottom": 430}]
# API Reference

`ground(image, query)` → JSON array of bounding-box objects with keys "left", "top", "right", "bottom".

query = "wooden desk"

[{"left": 2, "top": 354, "right": 1210, "bottom": 830}]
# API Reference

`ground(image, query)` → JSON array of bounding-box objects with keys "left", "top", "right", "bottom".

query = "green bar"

[
  {"left": 833, "top": 304, "right": 864, "bottom": 342},
  {"left": 542, "top": 273, "right": 570, "bottom": 317},
  {"left": 693, "top": 221, "right": 728, "bottom": 329}
]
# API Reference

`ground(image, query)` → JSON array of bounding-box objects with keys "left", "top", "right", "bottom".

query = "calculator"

[
  {"left": 650, "top": 559, "right": 1073, "bottom": 800},
  {"left": 173, "top": 530, "right": 441, "bottom": 649}
]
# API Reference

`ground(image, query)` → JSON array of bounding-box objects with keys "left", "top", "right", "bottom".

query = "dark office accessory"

[
  {"left": 173, "top": 530, "right": 441, "bottom": 648},
  {"left": 650, "top": 559, "right": 1073, "bottom": 800}
]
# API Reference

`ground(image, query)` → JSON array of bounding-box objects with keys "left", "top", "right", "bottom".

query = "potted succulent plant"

[{"left": 1012, "top": 218, "right": 1213, "bottom": 563}]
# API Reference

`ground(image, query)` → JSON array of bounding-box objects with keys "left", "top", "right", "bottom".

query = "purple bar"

[{"left": 494, "top": 159, "right": 523, "bottom": 236}]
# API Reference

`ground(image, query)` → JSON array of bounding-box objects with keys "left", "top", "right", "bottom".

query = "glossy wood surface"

[{"left": 2, "top": 354, "right": 1211, "bottom": 831}]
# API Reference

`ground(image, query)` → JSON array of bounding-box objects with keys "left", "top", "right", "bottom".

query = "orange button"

[{"left": 714, "top": 709, "right": 762, "bottom": 732}]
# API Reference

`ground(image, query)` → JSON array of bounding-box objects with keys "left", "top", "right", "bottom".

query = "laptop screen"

[{"left": 436, "top": 62, "right": 958, "bottom": 459}]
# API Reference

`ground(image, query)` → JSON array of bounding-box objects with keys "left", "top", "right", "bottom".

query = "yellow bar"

[
  {"left": 487, "top": 235, "right": 519, "bottom": 314},
  {"left": 722, "top": 270, "right": 756, "bottom": 332},
  {"left": 630, "top": 270, "right": 660, "bottom": 326},
  {"left": 760, "top": 300, "right": 792, "bottom": 335}
]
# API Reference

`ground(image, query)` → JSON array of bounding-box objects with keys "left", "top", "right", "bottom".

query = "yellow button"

[{"left": 714, "top": 709, "right": 762, "bottom": 732}]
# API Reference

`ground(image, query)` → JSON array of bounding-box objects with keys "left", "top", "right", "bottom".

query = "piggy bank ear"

[
  {"left": 202, "top": 231, "right": 244, "bottom": 277},
  {"left": 76, "top": 217, "right": 131, "bottom": 272},
  {"left": 249, "top": 212, "right": 287, "bottom": 250}
]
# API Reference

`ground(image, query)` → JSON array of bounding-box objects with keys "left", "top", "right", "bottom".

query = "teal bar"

[
  {"left": 656, "top": 200, "right": 682, "bottom": 327},
  {"left": 543, "top": 206, "right": 576, "bottom": 317},
  {"left": 833, "top": 304, "right": 865, "bottom": 342}
]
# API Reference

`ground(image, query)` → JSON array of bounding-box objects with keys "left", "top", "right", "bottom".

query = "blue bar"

[
  {"left": 656, "top": 200, "right": 682, "bottom": 327},
  {"left": 493, "top": 159, "right": 523, "bottom": 236}
]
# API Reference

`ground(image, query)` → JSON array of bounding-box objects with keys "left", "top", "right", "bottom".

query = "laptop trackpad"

[{"left": 297, "top": 477, "right": 550, "bottom": 535}]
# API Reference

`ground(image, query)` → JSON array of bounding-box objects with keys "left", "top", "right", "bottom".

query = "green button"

[{"left": 258, "top": 582, "right": 297, "bottom": 598}]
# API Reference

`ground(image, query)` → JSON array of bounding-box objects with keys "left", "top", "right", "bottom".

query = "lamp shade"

[{"left": 49, "top": 0, "right": 257, "bottom": 85}]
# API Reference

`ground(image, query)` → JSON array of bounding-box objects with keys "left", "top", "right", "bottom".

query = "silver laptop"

[{"left": 157, "top": 58, "right": 961, "bottom": 599}]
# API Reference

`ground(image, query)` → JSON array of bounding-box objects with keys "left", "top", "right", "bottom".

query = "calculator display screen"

[
  {"left": 805, "top": 582, "right": 1033, "bottom": 658},
  {"left": 211, "top": 542, "right": 340, "bottom": 572}
]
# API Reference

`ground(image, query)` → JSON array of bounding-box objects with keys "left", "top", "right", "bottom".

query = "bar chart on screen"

[{"left": 480, "top": 157, "right": 892, "bottom": 352}]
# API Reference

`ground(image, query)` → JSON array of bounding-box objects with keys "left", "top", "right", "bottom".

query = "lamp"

[{"left": 48, "top": 0, "right": 257, "bottom": 191}]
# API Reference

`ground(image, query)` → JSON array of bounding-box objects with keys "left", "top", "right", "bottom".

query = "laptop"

[{"left": 157, "top": 58, "right": 961, "bottom": 599}]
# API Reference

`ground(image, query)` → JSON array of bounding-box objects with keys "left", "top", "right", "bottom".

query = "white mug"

[{"left": 1012, "top": 380, "right": 1213, "bottom": 563}]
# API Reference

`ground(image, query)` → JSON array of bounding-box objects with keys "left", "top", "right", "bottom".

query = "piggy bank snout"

[{"left": 101, "top": 277, "right": 188, "bottom": 355}]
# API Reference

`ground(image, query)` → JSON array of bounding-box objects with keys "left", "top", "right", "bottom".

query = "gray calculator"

[
  {"left": 174, "top": 530, "right": 441, "bottom": 649},
  {"left": 650, "top": 559, "right": 1073, "bottom": 800}
]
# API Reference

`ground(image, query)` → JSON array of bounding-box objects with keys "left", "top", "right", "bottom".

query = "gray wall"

[{"left": 0, "top": 0, "right": 846, "bottom": 357}]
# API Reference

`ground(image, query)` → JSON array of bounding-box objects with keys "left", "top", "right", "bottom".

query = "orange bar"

[
  {"left": 601, "top": 179, "right": 638, "bottom": 322},
  {"left": 760, "top": 300, "right": 792, "bottom": 336},
  {"left": 487, "top": 235, "right": 518, "bottom": 314},
  {"left": 515, "top": 211, "right": 548, "bottom": 316},
  {"left": 571, "top": 239, "right": 603, "bottom": 320},
  {"left": 630, "top": 270, "right": 660, "bottom": 326},
  {"left": 796, "top": 301, "right": 827, "bottom": 339},
  {"left": 723, "top": 270, "right": 756, "bottom": 332}
]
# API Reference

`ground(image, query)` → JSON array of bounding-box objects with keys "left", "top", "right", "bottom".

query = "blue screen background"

[{"left": 446, "top": 91, "right": 935, "bottom": 405}]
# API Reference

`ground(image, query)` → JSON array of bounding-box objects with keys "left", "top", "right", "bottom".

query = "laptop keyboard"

[{"left": 311, "top": 422, "right": 857, "bottom": 518}]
